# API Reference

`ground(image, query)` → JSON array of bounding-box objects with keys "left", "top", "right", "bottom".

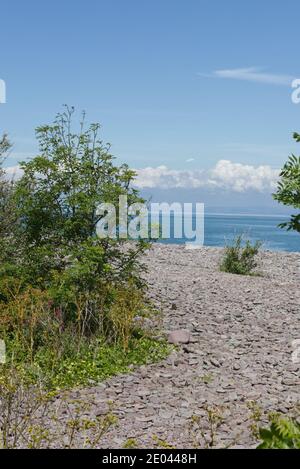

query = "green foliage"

[
  {"left": 220, "top": 235, "right": 261, "bottom": 275},
  {"left": 273, "top": 133, "right": 300, "bottom": 233},
  {"left": 257, "top": 415, "right": 300, "bottom": 449},
  {"left": 0, "top": 109, "right": 170, "bottom": 394},
  {"left": 9, "top": 106, "right": 147, "bottom": 291},
  {"left": 20, "top": 335, "right": 170, "bottom": 390},
  {"left": 16, "top": 106, "right": 141, "bottom": 247},
  {"left": 0, "top": 108, "right": 150, "bottom": 341},
  {"left": 123, "top": 438, "right": 139, "bottom": 449},
  {"left": 152, "top": 435, "right": 175, "bottom": 449},
  {"left": 0, "top": 273, "right": 170, "bottom": 389}
]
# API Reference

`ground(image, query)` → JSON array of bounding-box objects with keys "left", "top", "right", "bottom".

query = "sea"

[{"left": 159, "top": 213, "right": 300, "bottom": 252}]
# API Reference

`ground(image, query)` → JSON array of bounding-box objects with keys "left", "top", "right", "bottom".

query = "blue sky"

[{"left": 1, "top": 0, "right": 300, "bottom": 201}]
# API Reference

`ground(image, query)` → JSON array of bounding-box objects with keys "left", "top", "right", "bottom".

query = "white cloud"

[
  {"left": 134, "top": 165, "right": 206, "bottom": 189},
  {"left": 0, "top": 79, "right": 6, "bottom": 103},
  {"left": 185, "top": 158, "right": 195, "bottom": 163},
  {"left": 2, "top": 160, "right": 280, "bottom": 193},
  {"left": 210, "top": 160, "right": 279, "bottom": 192},
  {"left": 201, "top": 67, "right": 294, "bottom": 86},
  {"left": 135, "top": 160, "right": 279, "bottom": 192}
]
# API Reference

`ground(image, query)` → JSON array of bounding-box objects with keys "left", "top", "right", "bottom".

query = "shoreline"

[{"left": 156, "top": 239, "right": 300, "bottom": 254}]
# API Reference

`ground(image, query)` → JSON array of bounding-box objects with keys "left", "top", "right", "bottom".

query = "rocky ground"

[{"left": 54, "top": 244, "right": 300, "bottom": 448}]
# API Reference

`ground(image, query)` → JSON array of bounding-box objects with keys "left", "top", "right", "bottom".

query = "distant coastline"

[{"left": 158, "top": 212, "right": 300, "bottom": 253}]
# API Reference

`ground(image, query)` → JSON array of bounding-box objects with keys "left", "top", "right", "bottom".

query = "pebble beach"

[{"left": 51, "top": 243, "right": 300, "bottom": 448}]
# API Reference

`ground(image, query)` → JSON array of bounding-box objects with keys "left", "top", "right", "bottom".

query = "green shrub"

[
  {"left": 12, "top": 106, "right": 147, "bottom": 287},
  {"left": 45, "top": 336, "right": 171, "bottom": 390},
  {"left": 3, "top": 332, "right": 170, "bottom": 390},
  {"left": 0, "top": 109, "right": 171, "bottom": 392},
  {"left": 273, "top": 133, "right": 300, "bottom": 233},
  {"left": 0, "top": 281, "right": 170, "bottom": 389},
  {"left": 220, "top": 235, "right": 261, "bottom": 275},
  {"left": 257, "top": 415, "right": 300, "bottom": 449},
  {"left": 1, "top": 107, "right": 149, "bottom": 309},
  {"left": 0, "top": 108, "right": 150, "bottom": 341}
]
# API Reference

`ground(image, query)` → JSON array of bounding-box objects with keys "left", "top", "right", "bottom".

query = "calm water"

[{"left": 159, "top": 213, "right": 300, "bottom": 252}]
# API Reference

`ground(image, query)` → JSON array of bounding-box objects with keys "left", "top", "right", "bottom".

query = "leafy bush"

[
  {"left": 0, "top": 108, "right": 149, "bottom": 338},
  {"left": 0, "top": 109, "right": 170, "bottom": 392},
  {"left": 220, "top": 235, "right": 261, "bottom": 275},
  {"left": 257, "top": 415, "right": 300, "bottom": 449},
  {"left": 41, "top": 336, "right": 171, "bottom": 390},
  {"left": 12, "top": 106, "right": 147, "bottom": 288},
  {"left": 273, "top": 133, "right": 300, "bottom": 233},
  {"left": 0, "top": 263, "right": 170, "bottom": 389}
]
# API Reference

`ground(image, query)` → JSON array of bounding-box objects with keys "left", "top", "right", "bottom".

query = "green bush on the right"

[
  {"left": 220, "top": 235, "right": 262, "bottom": 275},
  {"left": 257, "top": 415, "right": 300, "bottom": 449}
]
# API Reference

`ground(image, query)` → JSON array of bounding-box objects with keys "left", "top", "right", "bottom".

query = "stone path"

[{"left": 59, "top": 244, "right": 300, "bottom": 448}]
